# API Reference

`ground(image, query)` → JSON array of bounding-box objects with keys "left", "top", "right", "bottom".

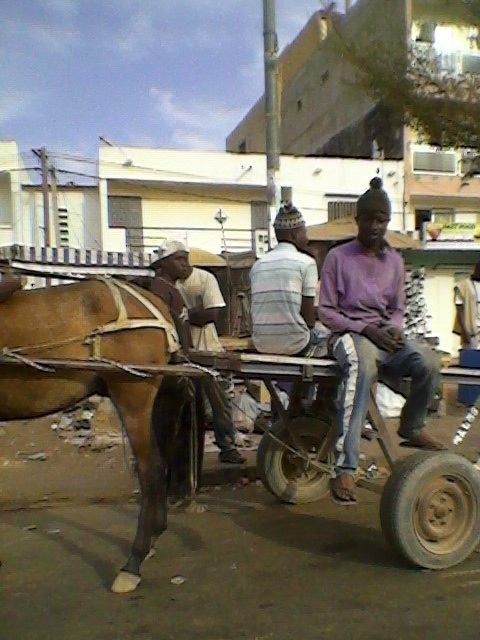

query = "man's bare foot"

[
  {"left": 330, "top": 473, "right": 357, "bottom": 505},
  {"left": 399, "top": 431, "right": 447, "bottom": 451}
]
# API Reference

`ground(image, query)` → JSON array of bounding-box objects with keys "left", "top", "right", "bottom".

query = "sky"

[{"left": 0, "top": 0, "right": 347, "bottom": 178}]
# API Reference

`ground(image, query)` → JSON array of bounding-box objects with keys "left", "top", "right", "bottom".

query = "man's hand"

[
  {"left": 385, "top": 326, "right": 405, "bottom": 349},
  {"left": 188, "top": 304, "right": 204, "bottom": 327},
  {"left": 362, "top": 325, "right": 403, "bottom": 353}
]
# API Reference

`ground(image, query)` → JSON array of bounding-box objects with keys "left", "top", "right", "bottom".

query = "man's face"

[
  {"left": 356, "top": 211, "right": 390, "bottom": 250},
  {"left": 159, "top": 251, "right": 190, "bottom": 281}
]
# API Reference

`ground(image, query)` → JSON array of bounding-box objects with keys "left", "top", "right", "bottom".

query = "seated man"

[
  {"left": 250, "top": 202, "right": 323, "bottom": 356},
  {"left": 177, "top": 247, "right": 246, "bottom": 465},
  {"left": 318, "top": 177, "right": 444, "bottom": 506},
  {"left": 148, "top": 240, "right": 192, "bottom": 354}
]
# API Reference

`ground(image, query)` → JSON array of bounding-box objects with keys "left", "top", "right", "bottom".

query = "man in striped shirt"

[{"left": 250, "top": 202, "right": 321, "bottom": 356}]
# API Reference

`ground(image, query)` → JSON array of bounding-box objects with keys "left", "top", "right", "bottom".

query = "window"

[
  {"left": 238, "top": 140, "right": 246, "bottom": 153},
  {"left": 462, "top": 53, "right": 480, "bottom": 75},
  {"left": 432, "top": 209, "right": 454, "bottom": 225},
  {"left": 328, "top": 201, "right": 356, "bottom": 221},
  {"left": 58, "top": 207, "right": 69, "bottom": 246},
  {"left": 108, "top": 196, "right": 144, "bottom": 251}
]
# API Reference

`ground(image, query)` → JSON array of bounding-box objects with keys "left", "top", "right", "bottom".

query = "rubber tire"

[
  {"left": 380, "top": 451, "right": 480, "bottom": 570},
  {"left": 256, "top": 417, "right": 333, "bottom": 504}
]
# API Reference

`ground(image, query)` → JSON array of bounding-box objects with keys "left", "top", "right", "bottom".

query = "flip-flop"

[{"left": 329, "top": 479, "right": 357, "bottom": 506}]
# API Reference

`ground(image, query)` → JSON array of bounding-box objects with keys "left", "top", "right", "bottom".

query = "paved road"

[{"left": 2, "top": 482, "right": 480, "bottom": 640}]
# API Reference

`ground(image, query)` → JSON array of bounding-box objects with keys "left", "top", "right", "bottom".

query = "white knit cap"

[{"left": 154, "top": 239, "right": 189, "bottom": 261}]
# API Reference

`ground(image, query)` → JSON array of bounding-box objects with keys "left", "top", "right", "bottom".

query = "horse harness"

[{"left": 1, "top": 278, "right": 180, "bottom": 376}]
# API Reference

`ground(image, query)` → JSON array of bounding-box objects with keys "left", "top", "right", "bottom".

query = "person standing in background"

[{"left": 453, "top": 261, "right": 480, "bottom": 349}]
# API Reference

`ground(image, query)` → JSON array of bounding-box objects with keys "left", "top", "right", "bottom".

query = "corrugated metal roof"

[{"left": 307, "top": 219, "right": 421, "bottom": 249}]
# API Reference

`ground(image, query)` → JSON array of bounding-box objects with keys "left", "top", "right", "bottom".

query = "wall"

[
  {"left": 98, "top": 145, "right": 405, "bottom": 253},
  {"left": 226, "top": 11, "right": 329, "bottom": 154},
  {"left": 20, "top": 187, "right": 101, "bottom": 249},
  {"left": 227, "top": 0, "right": 407, "bottom": 157},
  {"left": 0, "top": 140, "right": 23, "bottom": 245}
]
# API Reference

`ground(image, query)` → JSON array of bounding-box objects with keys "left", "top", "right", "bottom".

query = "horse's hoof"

[
  {"left": 111, "top": 571, "right": 141, "bottom": 593},
  {"left": 145, "top": 548, "right": 156, "bottom": 561},
  {"left": 185, "top": 501, "right": 208, "bottom": 514}
]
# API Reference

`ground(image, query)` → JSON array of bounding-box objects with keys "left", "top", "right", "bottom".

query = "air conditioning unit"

[
  {"left": 461, "top": 150, "right": 480, "bottom": 177},
  {"left": 412, "top": 149, "right": 457, "bottom": 174}
]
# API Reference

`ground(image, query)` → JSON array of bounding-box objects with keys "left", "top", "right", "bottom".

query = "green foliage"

[{"left": 327, "top": 0, "right": 480, "bottom": 149}]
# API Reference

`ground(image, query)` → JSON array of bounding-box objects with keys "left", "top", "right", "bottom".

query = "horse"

[{"left": 0, "top": 277, "right": 203, "bottom": 593}]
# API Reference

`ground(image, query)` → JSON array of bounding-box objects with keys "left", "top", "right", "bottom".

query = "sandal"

[{"left": 329, "top": 474, "right": 357, "bottom": 506}]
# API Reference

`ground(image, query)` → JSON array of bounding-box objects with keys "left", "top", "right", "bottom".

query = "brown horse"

[{"left": 0, "top": 278, "right": 200, "bottom": 593}]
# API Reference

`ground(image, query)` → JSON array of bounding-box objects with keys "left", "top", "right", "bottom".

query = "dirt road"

[{"left": 2, "top": 390, "right": 480, "bottom": 639}]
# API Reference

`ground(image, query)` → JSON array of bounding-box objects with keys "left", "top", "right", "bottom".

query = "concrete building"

[
  {"left": 0, "top": 141, "right": 101, "bottom": 251},
  {"left": 227, "top": 0, "right": 480, "bottom": 355},
  {"left": 97, "top": 143, "right": 404, "bottom": 254},
  {"left": 227, "top": 0, "right": 480, "bottom": 240},
  {"left": 2, "top": 137, "right": 465, "bottom": 353}
]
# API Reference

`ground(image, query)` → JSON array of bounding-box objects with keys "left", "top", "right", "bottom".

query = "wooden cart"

[{"left": 189, "top": 350, "right": 480, "bottom": 572}]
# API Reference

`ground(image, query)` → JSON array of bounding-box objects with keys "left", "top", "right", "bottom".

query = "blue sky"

[{"left": 0, "top": 0, "right": 343, "bottom": 172}]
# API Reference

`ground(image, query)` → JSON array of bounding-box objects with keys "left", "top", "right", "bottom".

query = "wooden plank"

[{"left": 0, "top": 357, "right": 205, "bottom": 377}]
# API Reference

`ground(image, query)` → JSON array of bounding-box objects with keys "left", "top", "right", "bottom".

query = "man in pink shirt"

[{"left": 319, "top": 178, "right": 444, "bottom": 505}]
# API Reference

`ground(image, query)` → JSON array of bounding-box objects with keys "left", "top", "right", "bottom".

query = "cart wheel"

[
  {"left": 256, "top": 417, "right": 334, "bottom": 504},
  {"left": 380, "top": 451, "right": 480, "bottom": 570}
]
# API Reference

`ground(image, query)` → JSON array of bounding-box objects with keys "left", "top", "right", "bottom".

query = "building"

[
  {"left": 0, "top": 141, "right": 101, "bottom": 251},
  {"left": 227, "top": 0, "right": 480, "bottom": 354},
  {"left": 227, "top": 0, "right": 480, "bottom": 240},
  {"left": 97, "top": 143, "right": 404, "bottom": 254}
]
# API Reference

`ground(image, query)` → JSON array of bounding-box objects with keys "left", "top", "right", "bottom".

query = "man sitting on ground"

[{"left": 318, "top": 177, "right": 444, "bottom": 506}]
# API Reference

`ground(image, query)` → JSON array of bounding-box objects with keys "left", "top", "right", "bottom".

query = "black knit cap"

[{"left": 356, "top": 177, "right": 391, "bottom": 217}]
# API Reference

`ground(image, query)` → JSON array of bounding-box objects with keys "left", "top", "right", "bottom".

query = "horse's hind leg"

[{"left": 106, "top": 379, "right": 164, "bottom": 594}]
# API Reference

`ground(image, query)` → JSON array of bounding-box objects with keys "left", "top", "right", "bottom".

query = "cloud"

[
  {"left": 25, "top": 22, "right": 81, "bottom": 54},
  {"left": 150, "top": 88, "right": 249, "bottom": 150},
  {"left": 0, "top": 88, "right": 41, "bottom": 127},
  {"left": 38, "top": 0, "right": 79, "bottom": 18},
  {"left": 106, "top": 10, "right": 156, "bottom": 60}
]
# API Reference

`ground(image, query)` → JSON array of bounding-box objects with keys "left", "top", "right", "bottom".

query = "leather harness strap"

[{"left": 87, "top": 278, "right": 180, "bottom": 359}]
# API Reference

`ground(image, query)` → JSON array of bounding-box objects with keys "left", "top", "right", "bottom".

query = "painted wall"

[
  {"left": 19, "top": 188, "right": 101, "bottom": 250},
  {"left": 98, "top": 145, "right": 405, "bottom": 253},
  {"left": 0, "top": 140, "right": 23, "bottom": 246}
]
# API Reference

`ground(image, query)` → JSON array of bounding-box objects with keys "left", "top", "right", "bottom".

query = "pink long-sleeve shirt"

[{"left": 318, "top": 239, "right": 405, "bottom": 336}]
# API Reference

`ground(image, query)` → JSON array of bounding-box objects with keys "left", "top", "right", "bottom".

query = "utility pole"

[
  {"left": 40, "top": 147, "right": 51, "bottom": 247},
  {"left": 263, "top": 0, "right": 281, "bottom": 249},
  {"left": 49, "top": 162, "right": 59, "bottom": 246}
]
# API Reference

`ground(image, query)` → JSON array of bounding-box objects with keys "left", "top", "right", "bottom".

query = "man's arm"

[
  {"left": 188, "top": 305, "right": 218, "bottom": 327},
  {"left": 453, "top": 283, "right": 475, "bottom": 346},
  {"left": 386, "top": 256, "right": 405, "bottom": 329},
  {"left": 187, "top": 271, "right": 225, "bottom": 327},
  {"left": 455, "top": 303, "right": 474, "bottom": 346},
  {"left": 300, "top": 296, "right": 315, "bottom": 328}
]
